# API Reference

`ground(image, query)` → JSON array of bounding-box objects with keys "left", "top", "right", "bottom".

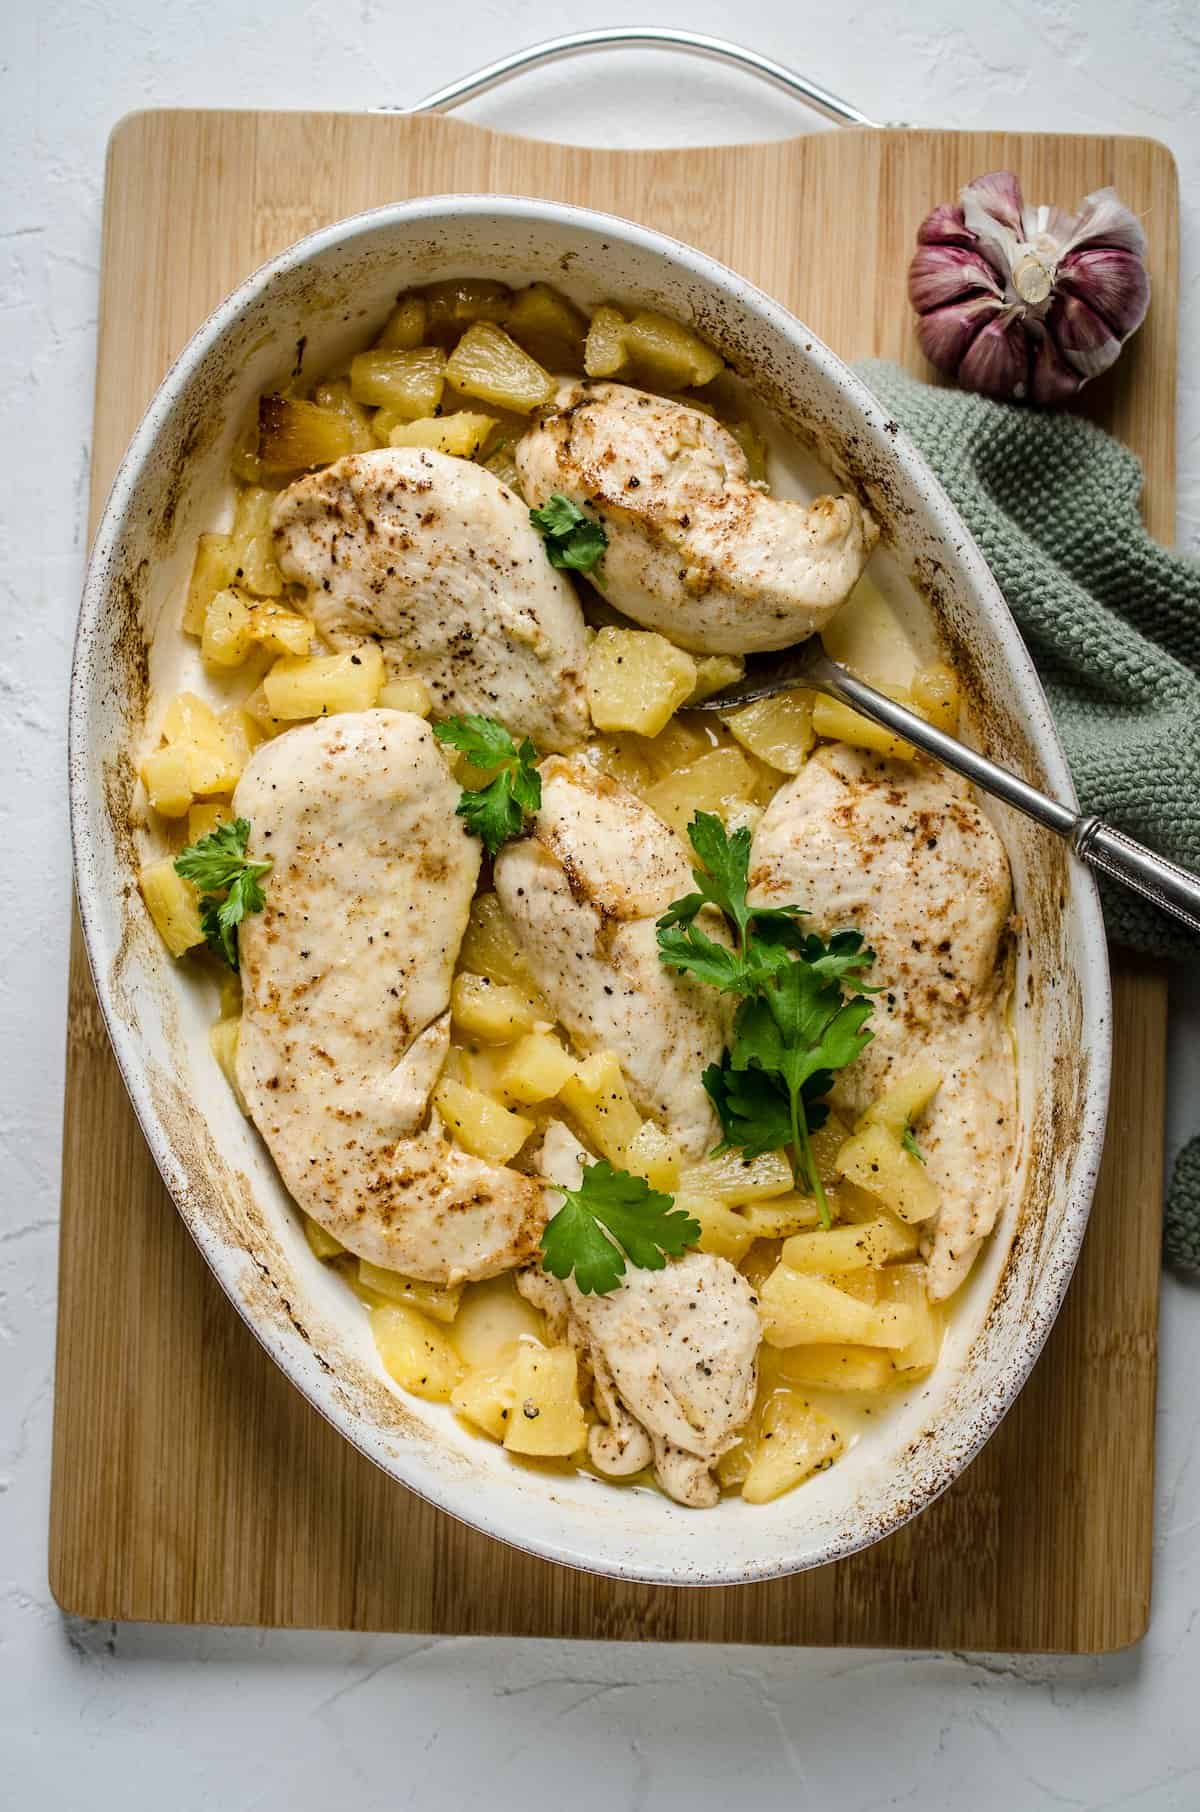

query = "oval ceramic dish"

[{"left": 70, "top": 196, "right": 1110, "bottom": 1585}]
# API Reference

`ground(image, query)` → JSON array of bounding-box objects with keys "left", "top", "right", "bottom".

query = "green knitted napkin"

[{"left": 854, "top": 360, "right": 1200, "bottom": 1265}]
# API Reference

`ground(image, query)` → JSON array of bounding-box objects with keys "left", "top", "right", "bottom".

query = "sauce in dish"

[{"left": 134, "top": 279, "right": 1016, "bottom": 1510}]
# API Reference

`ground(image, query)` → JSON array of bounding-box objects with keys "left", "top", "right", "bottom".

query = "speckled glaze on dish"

[{"left": 69, "top": 197, "right": 1110, "bottom": 1586}]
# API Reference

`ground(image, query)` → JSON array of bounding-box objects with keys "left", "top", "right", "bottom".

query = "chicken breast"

[
  {"left": 493, "top": 756, "right": 729, "bottom": 1158},
  {"left": 522, "top": 1122, "right": 759, "bottom": 1507},
  {"left": 516, "top": 381, "right": 878, "bottom": 653},
  {"left": 235, "top": 709, "right": 546, "bottom": 1285},
  {"left": 271, "top": 448, "right": 589, "bottom": 751},
  {"left": 749, "top": 743, "right": 1016, "bottom": 1298}
]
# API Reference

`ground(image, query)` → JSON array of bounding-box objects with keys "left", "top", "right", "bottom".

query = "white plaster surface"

[{"left": 2, "top": 3, "right": 1199, "bottom": 1806}]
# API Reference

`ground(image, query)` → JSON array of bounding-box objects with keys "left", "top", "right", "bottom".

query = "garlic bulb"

[{"left": 908, "top": 171, "right": 1150, "bottom": 405}]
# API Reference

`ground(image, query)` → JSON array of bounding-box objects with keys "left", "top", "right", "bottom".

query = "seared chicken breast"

[
  {"left": 749, "top": 744, "right": 1015, "bottom": 1298},
  {"left": 516, "top": 381, "right": 878, "bottom": 653},
  {"left": 494, "top": 756, "right": 730, "bottom": 1158},
  {"left": 235, "top": 710, "right": 546, "bottom": 1285},
  {"left": 272, "top": 448, "right": 589, "bottom": 751},
  {"left": 523, "top": 1122, "right": 759, "bottom": 1507}
]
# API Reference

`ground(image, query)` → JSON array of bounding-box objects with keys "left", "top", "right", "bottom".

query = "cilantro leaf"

[
  {"left": 175, "top": 817, "right": 272, "bottom": 970},
  {"left": 901, "top": 1123, "right": 926, "bottom": 1164},
  {"left": 529, "top": 493, "right": 608, "bottom": 573},
  {"left": 539, "top": 1160, "right": 701, "bottom": 1295},
  {"left": 433, "top": 714, "right": 542, "bottom": 856}
]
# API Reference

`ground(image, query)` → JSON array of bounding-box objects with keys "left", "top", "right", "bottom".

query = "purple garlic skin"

[{"left": 908, "top": 170, "right": 1150, "bottom": 405}]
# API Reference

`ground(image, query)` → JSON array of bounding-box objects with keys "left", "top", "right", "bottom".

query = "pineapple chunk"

[
  {"left": 419, "top": 278, "right": 512, "bottom": 341},
  {"left": 685, "top": 1195, "right": 755, "bottom": 1266},
  {"left": 349, "top": 347, "right": 447, "bottom": 419},
  {"left": 687, "top": 654, "right": 745, "bottom": 705},
  {"left": 219, "top": 706, "right": 264, "bottom": 770},
  {"left": 371, "top": 1302, "right": 463, "bottom": 1402},
  {"left": 623, "top": 310, "right": 723, "bottom": 389},
  {"left": 450, "top": 972, "right": 542, "bottom": 1044},
  {"left": 450, "top": 1273, "right": 546, "bottom": 1367},
  {"left": 759, "top": 1267, "right": 915, "bottom": 1349},
  {"left": 358, "top": 1261, "right": 463, "bottom": 1324},
  {"left": 729, "top": 419, "right": 769, "bottom": 484},
  {"left": 446, "top": 323, "right": 554, "bottom": 413},
  {"left": 643, "top": 745, "right": 758, "bottom": 836},
  {"left": 230, "top": 484, "right": 285, "bottom": 597},
  {"left": 764, "top": 1343, "right": 895, "bottom": 1393},
  {"left": 184, "top": 532, "right": 237, "bottom": 635},
  {"left": 377, "top": 675, "right": 433, "bottom": 717},
  {"left": 737, "top": 1192, "right": 823, "bottom": 1239},
  {"left": 679, "top": 1147, "right": 793, "bottom": 1205},
  {"left": 585, "top": 627, "right": 697, "bottom": 737},
  {"left": 623, "top": 1121, "right": 682, "bottom": 1192},
  {"left": 723, "top": 689, "right": 815, "bottom": 774},
  {"left": 256, "top": 394, "right": 357, "bottom": 475},
  {"left": 262, "top": 645, "right": 384, "bottom": 719},
  {"left": 557, "top": 1051, "right": 642, "bottom": 1164},
  {"left": 483, "top": 443, "right": 523, "bottom": 496},
  {"left": 209, "top": 1017, "right": 249, "bottom": 1114},
  {"left": 433, "top": 1077, "right": 534, "bottom": 1165},
  {"left": 451, "top": 1360, "right": 518, "bottom": 1441},
  {"left": 780, "top": 1215, "right": 918, "bottom": 1274},
  {"left": 310, "top": 379, "right": 376, "bottom": 456},
  {"left": 879, "top": 1264, "right": 943, "bottom": 1371},
  {"left": 503, "top": 1346, "right": 588, "bottom": 1457},
  {"left": 241, "top": 682, "right": 290, "bottom": 738},
  {"left": 141, "top": 745, "right": 194, "bottom": 818},
  {"left": 303, "top": 1214, "right": 345, "bottom": 1261},
  {"left": 458, "top": 892, "right": 542, "bottom": 996},
  {"left": 859, "top": 1063, "right": 943, "bottom": 1138},
  {"left": 812, "top": 693, "right": 916, "bottom": 761},
  {"left": 201, "top": 588, "right": 254, "bottom": 668},
  {"left": 139, "top": 858, "right": 204, "bottom": 955},
  {"left": 186, "top": 799, "right": 234, "bottom": 843},
  {"left": 162, "top": 691, "right": 242, "bottom": 795},
  {"left": 836, "top": 1121, "right": 939, "bottom": 1224},
  {"left": 244, "top": 600, "right": 313, "bottom": 658},
  {"left": 376, "top": 294, "right": 429, "bottom": 351},
  {"left": 506, "top": 283, "right": 587, "bottom": 370},
  {"left": 638, "top": 715, "right": 712, "bottom": 777},
  {"left": 588, "top": 733, "right": 656, "bottom": 800},
  {"left": 741, "top": 1393, "right": 844, "bottom": 1503},
  {"left": 388, "top": 412, "right": 498, "bottom": 458},
  {"left": 584, "top": 304, "right": 630, "bottom": 379},
  {"left": 910, "top": 662, "right": 961, "bottom": 733},
  {"left": 497, "top": 1030, "right": 576, "bottom": 1105}
]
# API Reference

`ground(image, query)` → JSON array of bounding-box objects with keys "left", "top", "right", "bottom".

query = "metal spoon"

[{"left": 692, "top": 636, "right": 1200, "bottom": 937}]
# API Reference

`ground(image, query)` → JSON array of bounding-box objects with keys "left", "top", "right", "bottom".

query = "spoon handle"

[{"left": 799, "top": 647, "right": 1200, "bottom": 937}]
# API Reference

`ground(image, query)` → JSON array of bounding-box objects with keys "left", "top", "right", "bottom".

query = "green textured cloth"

[{"left": 854, "top": 361, "right": 1200, "bottom": 1266}]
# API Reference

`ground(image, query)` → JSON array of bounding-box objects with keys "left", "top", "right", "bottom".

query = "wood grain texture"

[{"left": 49, "top": 111, "right": 1174, "bottom": 1650}]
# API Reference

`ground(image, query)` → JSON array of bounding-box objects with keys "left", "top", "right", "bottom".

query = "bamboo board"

[{"left": 49, "top": 110, "right": 1175, "bottom": 1650}]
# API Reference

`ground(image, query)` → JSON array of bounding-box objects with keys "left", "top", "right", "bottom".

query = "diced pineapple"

[
  {"left": 162, "top": 691, "right": 242, "bottom": 795},
  {"left": 457, "top": 893, "right": 542, "bottom": 997},
  {"left": 764, "top": 1343, "right": 895, "bottom": 1393},
  {"left": 349, "top": 347, "right": 447, "bottom": 419},
  {"left": 241, "top": 682, "right": 290, "bottom": 738},
  {"left": 679, "top": 1147, "right": 793, "bottom": 1205},
  {"left": 685, "top": 1195, "right": 755, "bottom": 1266},
  {"left": 584, "top": 305, "right": 630, "bottom": 379},
  {"left": 808, "top": 1110, "right": 853, "bottom": 1183},
  {"left": 506, "top": 283, "right": 587, "bottom": 370},
  {"left": 780, "top": 1215, "right": 918, "bottom": 1274},
  {"left": 811, "top": 693, "right": 916, "bottom": 761},
  {"left": 910, "top": 661, "right": 961, "bottom": 733},
  {"left": 419, "top": 278, "right": 513, "bottom": 341},
  {"left": 451, "top": 1359, "right": 517, "bottom": 1441},
  {"left": 450, "top": 1272, "right": 546, "bottom": 1367},
  {"left": 729, "top": 419, "right": 769, "bottom": 484},
  {"left": 503, "top": 1346, "right": 588, "bottom": 1457},
  {"left": 737, "top": 1192, "right": 823, "bottom": 1239},
  {"left": 187, "top": 799, "right": 234, "bottom": 844},
  {"left": 741, "top": 1393, "right": 844, "bottom": 1503},
  {"left": 433, "top": 1077, "right": 534, "bottom": 1165},
  {"left": 139, "top": 858, "right": 204, "bottom": 955},
  {"left": 209, "top": 1016, "right": 249, "bottom": 1114},
  {"left": 557, "top": 1051, "right": 642, "bottom": 1164},
  {"left": 201, "top": 588, "right": 254, "bottom": 668},
  {"left": 303, "top": 1214, "right": 345, "bottom": 1261},
  {"left": 376, "top": 294, "right": 429, "bottom": 351},
  {"left": 623, "top": 1121, "right": 682, "bottom": 1192},
  {"left": 256, "top": 394, "right": 357, "bottom": 475},
  {"left": 497, "top": 1030, "right": 576, "bottom": 1105},
  {"left": 758, "top": 1267, "right": 915, "bottom": 1349},
  {"left": 723, "top": 689, "right": 815, "bottom": 774},
  {"left": 638, "top": 715, "right": 713, "bottom": 777},
  {"left": 262, "top": 645, "right": 384, "bottom": 719},
  {"left": 878, "top": 1264, "right": 943, "bottom": 1372},
  {"left": 184, "top": 532, "right": 237, "bottom": 635},
  {"left": 623, "top": 310, "right": 723, "bottom": 389},
  {"left": 687, "top": 654, "right": 745, "bottom": 705},
  {"left": 585, "top": 627, "right": 697, "bottom": 737},
  {"left": 388, "top": 411, "right": 499, "bottom": 458},
  {"left": 450, "top": 972, "right": 542, "bottom": 1044},
  {"left": 739, "top": 1240, "right": 781, "bottom": 1294},
  {"left": 446, "top": 323, "right": 555, "bottom": 413},
  {"left": 371, "top": 1302, "right": 463, "bottom": 1402},
  {"left": 219, "top": 706, "right": 264, "bottom": 770},
  {"left": 141, "top": 745, "right": 194, "bottom": 818},
  {"left": 836, "top": 1121, "right": 939, "bottom": 1224},
  {"left": 358, "top": 1261, "right": 463, "bottom": 1324},
  {"left": 483, "top": 443, "right": 523, "bottom": 495},
  {"left": 310, "top": 379, "right": 376, "bottom": 456},
  {"left": 642, "top": 745, "right": 758, "bottom": 836},
  {"left": 230, "top": 484, "right": 285, "bottom": 597},
  {"left": 588, "top": 733, "right": 656, "bottom": 799},
  {"left": 373, "top": 676, "right": 430, "bottom": 717},
  {"left": 859, "top": 1063, "right": 943, "bottom": 1138},
  {"left": 244, "top": 600, "right": 313, "bottom": 658}
]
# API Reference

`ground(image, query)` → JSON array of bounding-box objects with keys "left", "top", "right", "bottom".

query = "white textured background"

[{"left": 3, "top": 4, "right": 1200, "bottom": 1806}]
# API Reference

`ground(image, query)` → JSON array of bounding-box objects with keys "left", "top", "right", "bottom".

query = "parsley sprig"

[
  {"left": 657, "top": 813, "right": 876, "bottom": 1227},
  {"left": 433, "top": 714, "right": 541, "bottom": 856},
  {"left": 174, "top": 817, "right": 272, "bottom": 969},
  {"left": 529, "top": 493, "right": 608, "bottom": 573},
  {"left": 540, "top": 1159, "right": 701, "bottom": 1295}
]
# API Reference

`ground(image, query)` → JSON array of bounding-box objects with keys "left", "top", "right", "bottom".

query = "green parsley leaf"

[
  {"left": 656, "top": 813, "right": 807, "bottom": 992},
  {"left": 539, "top": 1160, "right": 701, "bottom": 1295},
  {"left": 433, "top": 714, "right": 542, "bottom": 856},
  {"left": 901, "top": 1123, "right": 927, "bottom": 1164},
  {"left": 529, "top": 493, "right": 608, "bottom": 573},
  {"left": 703, "top": 1057, "right": 830, "bottom": 1160},
  {"left": 174, "top": 818, "right": 272, "bottom": 970}
]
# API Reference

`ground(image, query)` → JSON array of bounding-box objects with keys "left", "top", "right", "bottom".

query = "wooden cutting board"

[{"left": 49, "top": 110, "right": 1174, "bottom": 1651}]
